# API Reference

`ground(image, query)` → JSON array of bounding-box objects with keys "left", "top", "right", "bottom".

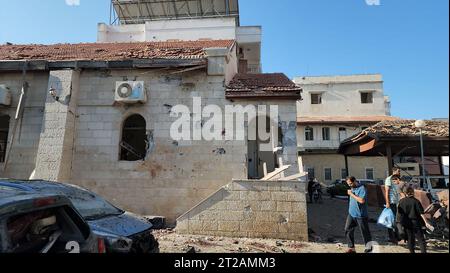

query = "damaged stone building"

[{"left": 0, "top": 0, "right": 307, "bottom": 239}]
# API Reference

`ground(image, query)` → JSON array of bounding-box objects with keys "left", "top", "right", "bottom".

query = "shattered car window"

[{"left": 27, "top": 182, "right": 123, "bottom": 220}]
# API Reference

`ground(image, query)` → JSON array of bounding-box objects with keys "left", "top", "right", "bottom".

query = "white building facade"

[{"left": 294, "top": 74, "right": 396, "bottom": 184}]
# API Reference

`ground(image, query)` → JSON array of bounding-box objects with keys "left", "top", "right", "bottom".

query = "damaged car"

[
  {"left": 0, "top": 189, "right": 106, "bottom": 253},
  {"left": 0, "top": 179, "right": 159, "bottom": 253}
]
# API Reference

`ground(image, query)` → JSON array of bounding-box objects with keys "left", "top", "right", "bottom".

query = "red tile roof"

[
  {"left": 0, "top": 40, "right": 235, "bottom": 61},
  {"left": 297, "top": 116, "right": 400, "bottom": 125},
  {"left": 226, "top": 73, "right": 302, "bottom": 99}
]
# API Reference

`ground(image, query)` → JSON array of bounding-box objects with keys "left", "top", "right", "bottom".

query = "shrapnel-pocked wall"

[{"left": 176, "top": 180, "right": 308, "bottom": 241}]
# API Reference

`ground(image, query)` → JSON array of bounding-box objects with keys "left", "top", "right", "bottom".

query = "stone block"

[
  {"left": 277, "top": 201, "right": 292, "bottom": 212},
  {"left": 271, "top": 192, "right": 287, "bottom": 201},
  {"left": 218, "top": 221, "right": 240, "bottom": 232}
]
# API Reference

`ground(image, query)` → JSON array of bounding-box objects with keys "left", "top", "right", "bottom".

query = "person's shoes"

[
  {"left": 364, "top": 247, "right": 373, "bottom": 253},
  {"left": 345, "top": 248, "right": 356, "bottom": 254}
]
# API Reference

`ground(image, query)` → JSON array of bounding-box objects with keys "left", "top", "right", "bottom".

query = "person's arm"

[
  {"left": 384, "top": 177, "right": 391, "bottom": 208},
  {"left": 420, "top": 214, "right": 434, "bottom": 231},
  {"left": 347, "top": 189, "right": 366, "bottom": 204},
  {"left": 384, "top": 186, "right": 391, "bottom": 208}
]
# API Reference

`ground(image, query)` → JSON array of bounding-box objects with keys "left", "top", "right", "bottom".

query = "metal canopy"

[{"left": 111, "top": 0, "right": 240, "bottom": 25}]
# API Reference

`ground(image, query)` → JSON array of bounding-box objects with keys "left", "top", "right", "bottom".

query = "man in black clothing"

[{"left": 396, "top": 186, "right": 431, "bottom": 253}]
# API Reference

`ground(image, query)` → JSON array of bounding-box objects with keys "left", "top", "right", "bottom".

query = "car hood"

[{"left": 87, "top": 212, "right": 152, "bottom": 237}]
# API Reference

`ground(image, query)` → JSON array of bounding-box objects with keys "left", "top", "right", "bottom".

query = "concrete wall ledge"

[{"left": 176, "top": 180, "right": 308, "bottom": 241}]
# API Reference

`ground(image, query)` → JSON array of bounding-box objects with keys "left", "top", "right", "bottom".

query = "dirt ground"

[{"left": 154, "top": 196, "right": 449, "bottom": 253}]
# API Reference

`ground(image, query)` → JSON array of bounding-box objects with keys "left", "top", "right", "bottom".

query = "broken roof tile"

[
  {"left": 0, "top": 40, "right": 235, "bottom": 62},
  {"left": 225, "top": 73, "right": 302, "bottom": 99}
]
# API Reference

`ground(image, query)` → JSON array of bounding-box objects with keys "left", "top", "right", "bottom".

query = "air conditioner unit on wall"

[
  {"left": 0, "top": 85, "right": 12, "bottom": 106},
  {"left": 115, "top": 81, "right": 147, "bottom": 104}
]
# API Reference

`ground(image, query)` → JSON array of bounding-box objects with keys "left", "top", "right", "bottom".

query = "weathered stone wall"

[
  {"left": 0, "top": 68, "right": 300, "bottom": 225},
  {"left": 0, "top": 71, "right": 48, "bottom": 179},
  {"left": 176, "top": 180, "right": 308, "bottom": 241},
  {"left": 34, "top": 70, "right": 80, "bottom": 181},
  {"left": 70, "top": 69, "right": 248, "bottom": 223}
]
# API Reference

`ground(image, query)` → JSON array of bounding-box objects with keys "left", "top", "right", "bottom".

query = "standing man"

[
  {"left": 345, "top": 177, "right": 373, "bottom": 253},
  {"left": 384, "top": 168, "right": 403, "bottom": 244},
  {"left": 397, "top": 186, "right": 430, "bottom": 253}
]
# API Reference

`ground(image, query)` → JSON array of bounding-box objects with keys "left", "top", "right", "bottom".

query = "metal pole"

[{"left": 419, "top": 129, "right": 427, "bottom": 187}]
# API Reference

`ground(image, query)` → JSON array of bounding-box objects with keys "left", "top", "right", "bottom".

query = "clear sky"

[{"left": 0, "top": 0, "right": 448, "bottom": 119}]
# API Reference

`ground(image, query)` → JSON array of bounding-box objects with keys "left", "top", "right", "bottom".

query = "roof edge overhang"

[
  {"left": 0, "top": 58, "right": 207, "bottom": 71},
  {"left": 298, "top": 120, "right": 383, "bottom": 126},
  {"left": 338, "top": 135, "right": 450, "bottom": 156},
  {"left": 225, "top": 91, "right": 302, "bottom": 100}
]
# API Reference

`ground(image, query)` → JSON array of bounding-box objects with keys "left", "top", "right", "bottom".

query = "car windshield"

[
  {"left": 23, "top": 182, "right": 123, "bottom": 220},
  {"left": 68, "top": 192, "right": 124, "bottom": 220}
]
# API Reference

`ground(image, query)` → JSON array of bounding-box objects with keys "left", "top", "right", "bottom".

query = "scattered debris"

[
  {"left": 144, "top": 216, "right": 166, "bottom": 230},
  {"left": 213, "top": 148, "right": 226, "bottom": 155},
  {"left": 183, "top": 246, "right": 197, "bottom": 253}
]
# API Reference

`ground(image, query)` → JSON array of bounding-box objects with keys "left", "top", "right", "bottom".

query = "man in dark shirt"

[{"left": 396, "top": 186, "right": 431, "bottom": 253}]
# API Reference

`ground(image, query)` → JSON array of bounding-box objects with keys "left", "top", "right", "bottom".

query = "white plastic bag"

[{"left": 377, "top": 208, "right": 395, "bottom": 229}]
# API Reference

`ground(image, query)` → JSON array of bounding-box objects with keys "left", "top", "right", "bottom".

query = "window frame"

[
  {"left": 305, "top": 126, "right": 314, "bottom": 141},
  {"left": 360, "top": 91, "right": 375, "bottom": 104},
  {"left": 0, "top": 115, "right": 10, "bottom": 163},
  {"left": 310, "top": 93, "right": 323, "bottom": 105},
  {"left": 322, "top": 127, "right": 331, "bottom": 141},
  {"left": 365, "top": 167, "right": 375, "bottom": 180},
  {"left": 307, "top": 167, "right": 315, "bottom": 180},
  {"left": 119, "top": 114, "right": 148, "bottom": 162},
  {"left": 324, "top": 167, "right": 332, "bottom": 181}
]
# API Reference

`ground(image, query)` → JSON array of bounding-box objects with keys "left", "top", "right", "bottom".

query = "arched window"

[
  {"left": 0, "top": 115, "right": 10, "bottom": 163},
  {"left": 120, "top": 114, "right": 147, "bottom": 161}
]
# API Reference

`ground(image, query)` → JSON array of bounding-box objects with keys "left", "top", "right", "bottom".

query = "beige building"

[{"left": 294, "top": 74, "right": 397, "bottom": 184}]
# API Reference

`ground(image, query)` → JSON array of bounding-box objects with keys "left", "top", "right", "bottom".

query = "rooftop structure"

[{"left": 111, "top": 0, "right": 240, "bottom": 25}]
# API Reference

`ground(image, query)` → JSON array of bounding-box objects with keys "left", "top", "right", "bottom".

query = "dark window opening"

[
  {"left": 366, "top": 168, "right": 374, "bottom": 180},
  {"left": 339, "top": 127, "right": 347, "bottom": 142},
  {"left": 311, "top": 93, "right": 322, "bottom": 105},
  {"left": 361, "top": 92, "right": 374, "bottom": 104},
  {"left": 120, "top": 114, "right": 147, "bottom": 161},
  {"left": 0, "top": 115, "right": 10, "bottom": 163},
  {"left": 305, "top": 127, "right": 314, "bottom": 141},
  {"left": 322, "top": 127, "right": 331, "bottom": 141},
  {"left": 324, "top": 168, "right": 332, "bottom": 181}
]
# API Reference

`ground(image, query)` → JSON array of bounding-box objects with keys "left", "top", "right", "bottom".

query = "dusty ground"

[{"left": 154, "top": 196, "right": 449, "bottom": 253}]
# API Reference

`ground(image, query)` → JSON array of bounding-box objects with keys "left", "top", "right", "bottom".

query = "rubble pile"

[{"left": 364, "top": 120, "right": 449, "bottom": 138}]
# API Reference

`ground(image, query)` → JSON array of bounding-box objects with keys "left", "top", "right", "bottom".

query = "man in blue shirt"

[{"left": 345, "top": 176, "right": 373, "bottom": 253}]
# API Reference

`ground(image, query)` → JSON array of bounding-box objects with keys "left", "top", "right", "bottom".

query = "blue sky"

[{"left": 0, "top": 0, "right": 448, "bottom": 119}]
